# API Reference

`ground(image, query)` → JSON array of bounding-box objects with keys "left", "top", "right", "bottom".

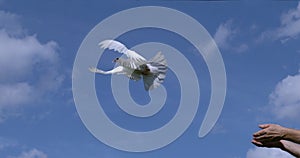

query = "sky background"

[{"left": 1, "top": 0, "right": 300, "bottom": 158}]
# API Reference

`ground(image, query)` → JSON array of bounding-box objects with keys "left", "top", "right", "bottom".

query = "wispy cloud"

[
  {"left": 0, "top": 11, "right": 23, "bottom": 35},
  {"left": 214, "top": 19, "right": 248, "bottom": 53},
  {"left": 214, "top": 20, "right": 235, "bottom": 49},
  {"left": 0, "top": 83, "right": 34, "bottom": 108},
  {"left": 259, "top": 2, "right": 300, "bottom": 43},
  {"left": 0, "top": 137, "right": 47, "bottom": 158},
  {"left": 0, "top": 137, "right": 17, "bottom": 151},
  {"left": 246, "top": 147, "right": 294, "bottom": 158},
  {"left": 8, "top": 148, "right": 47, "bottom": 158},
  {"left": 268, "top": 70, "right": 300, "bottom": 120},
  {"left": 0, "top": 10, "right": 64, "bottom": 122}
]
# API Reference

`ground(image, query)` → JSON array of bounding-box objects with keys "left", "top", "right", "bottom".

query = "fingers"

[
  {"left": 253, "top": 124, "right": 271, "bottom": 140},
  {"left": 259, "top": 124, "right": 271, "bottom": 129},
  {"left": 252, "top": 138, "right": 284, "bottom": 148},
  {"left": 252, "top": 139, "right": 263, "bottom": 147},
  {"left": 253, "top": 134, "right": 264, "bottom": 140},
  {"left": 253, "top": 124, "right": 272, "bottom": 137},
  {"left": 253, "top": 135, "right": 273, "bottom": 142},
  {"left": 252, "top": 124, "right": 285, "bottom": 149},
  {"left": 253, "top": 129, "right": 266, "bottom": 137}
]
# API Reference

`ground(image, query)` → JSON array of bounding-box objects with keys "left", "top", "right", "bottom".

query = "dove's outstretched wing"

[{"left": 99, "top": 40, "right": 146, "bottom": 63}]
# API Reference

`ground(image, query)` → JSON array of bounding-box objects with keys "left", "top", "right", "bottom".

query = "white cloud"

[
  {"left": 278, "top": 2, "right": 300, "bottom": 39},
  {"left": 235, "top": 43, "right": 248, "bottom": 53},
  {"left": 0, "top": 10, "right": 64, "bottom": 121},
  {"left": 0, "top": 137, "right": 17, "bottom": 150},
  {"left": 0, "top": 11, "right": 23, "bottom": 35},
  {"left": 247, "top": 147, "right": 294, "bottom": 158},
  {"left": 9, "top": 149, "right": 47, "bottom": 158},
  {"left": 0, "top": 30, "right": 59, "bottom": 82},
  {"left": 0, "top": 83, "right": 34, "bottom": 108},
  {"left": 0, "top": 137, "right": 46, "bottom": 158},
  {"left": 214, "top": 20, "right": 235, "bottom": 49},
  {"left": 260, "top": 2, "right": 300, "bottom": 42},
  {"left": 269, "top": 71, "right": 300, "bottom": 120},
  {"left": 214, "top": 20, "right": 248, "bottom": 53}
]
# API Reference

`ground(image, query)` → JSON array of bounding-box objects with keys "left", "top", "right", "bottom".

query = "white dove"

[{"left": 89, "top": 40, "right": 168, "bottom": 91}]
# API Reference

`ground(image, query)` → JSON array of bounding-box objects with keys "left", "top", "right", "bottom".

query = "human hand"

[
  {"left": 252, "top": 139, "right": 283, "bottom": 149},
  {"left": 253, "top": 124, "right": 286, "bottom": 142},
  {"left": 252, "top": 124, "right": 300, "bottom": 157}
]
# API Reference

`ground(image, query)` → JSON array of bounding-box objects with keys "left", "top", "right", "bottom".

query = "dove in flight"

[{"left": 89, "top": 40, "right": 168, "bottom": 91}]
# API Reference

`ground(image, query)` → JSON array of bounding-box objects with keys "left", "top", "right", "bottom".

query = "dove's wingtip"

[
  {"left": 98, "top": 39, "right": 114, "bottom": 46},
  {"left": 98, "top": 40, "right": 106, "bottom": 46}
]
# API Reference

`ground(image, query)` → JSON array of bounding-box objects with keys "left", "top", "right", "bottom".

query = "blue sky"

[{"left": 1, "top": 0, "right": 300, "bottom": 158}]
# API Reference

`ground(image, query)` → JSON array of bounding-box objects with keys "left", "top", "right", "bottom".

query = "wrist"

[{"left": 282, "top": 127, "right": 294, "bottom": 141}]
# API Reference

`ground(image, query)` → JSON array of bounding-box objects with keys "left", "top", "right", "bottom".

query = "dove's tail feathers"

[
  {"left": 148, "top": 52, "right": 167, "bottom": 75},
  {"left": 143, "top": 52, "right": 168, "bottom": 91},
  {"left": 143, "top": 71, "right": 166, "bottom": 91},
  {"left": 149, "top": 52, "right": 167, "bottom": 66}
]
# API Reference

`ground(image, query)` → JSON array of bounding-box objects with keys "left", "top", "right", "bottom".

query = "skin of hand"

[
  {"left": 253, "top": 124, "right": 286, "bottom": 143},
  {"left": 252, "top": 124, "right": 300, "bottom": 157},
  {"left": 280, "top": 140, "right": 300, "bottom": 157},
  {"left": 252, "top": 138, "right": 284, "bottom": 149}
]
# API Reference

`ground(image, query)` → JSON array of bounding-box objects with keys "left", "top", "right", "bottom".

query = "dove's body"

[{"left": 89, "top": 40, "right": 167, "bottom": 91}]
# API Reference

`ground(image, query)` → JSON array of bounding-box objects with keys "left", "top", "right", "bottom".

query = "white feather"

[
  {"left": 89, "top": 66, "right": 133, "bottom": 77},
  {"left": 98, "top": 40, "right": 146, "bottom": 63},
  {"left": 92, "top": 41, "right": 168, "bottom": 91}
]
